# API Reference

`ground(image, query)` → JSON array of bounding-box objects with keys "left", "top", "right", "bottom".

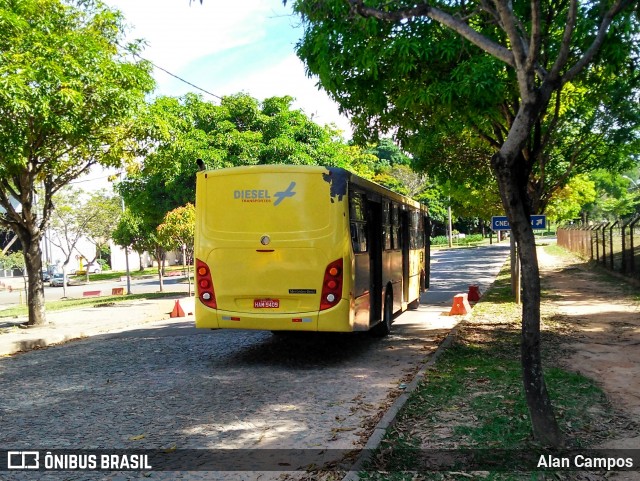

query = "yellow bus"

[{"left": 194, "top": 165, "right": 429, "bottom": 336}]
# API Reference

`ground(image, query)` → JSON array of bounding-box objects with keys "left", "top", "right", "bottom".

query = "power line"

[
  {"left": 116, "top": 41, "right": 223, "bottom": 101},
  {"left": 135, "top": 52, "right": 223, "bottom": 101},
  {"left": 68, "top": 174, "right": 113, "bottom": 185}
]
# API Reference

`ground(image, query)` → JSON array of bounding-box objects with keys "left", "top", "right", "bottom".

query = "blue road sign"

[
  {"left": 491, "top": 216, "right": 510, "bottom": 231},
  {"left": 530, "top": 215, "right": 546, "bottom": 229},
  {"left": 491, "top": 215, "right": 546, "bottom": 231}
]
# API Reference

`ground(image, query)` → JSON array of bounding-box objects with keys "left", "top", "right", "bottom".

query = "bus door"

[
  {"left": 368, "top": 198, "right": 383, "bottom": 325},
  {"left": 402, "top": 210, "right": 410, "bottom": 303},
  {"left": 424, "top": 214, "right": 431, "bottom": 289}
]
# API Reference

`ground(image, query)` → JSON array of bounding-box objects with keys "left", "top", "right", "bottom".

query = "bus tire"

[
  {"left": 371, "top": 288, "right": 393, "bottom": 337},
  {"left": 408, "top": 298, "right": 420, "bottom": 310}
]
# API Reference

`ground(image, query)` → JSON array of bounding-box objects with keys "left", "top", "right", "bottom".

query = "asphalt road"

[
  {"left": 0, "top": 244, "right": 510, "bottom": 480},
  {"left": 426, "top": 242, "right": 511, "bottom": 305},
  {"left": 0, "top": 274, "right": 191, "bottom": 307}
]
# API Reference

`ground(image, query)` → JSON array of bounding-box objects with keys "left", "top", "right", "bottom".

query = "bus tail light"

[
  {"left": 320, "top": 258, "right": 343, "bottom": 311},
  {"left": 196, "top": 258, "right": 217, "bottom": 309}
]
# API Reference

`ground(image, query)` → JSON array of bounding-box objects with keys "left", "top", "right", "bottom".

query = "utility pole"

[{"left": 447, "top": 204, "right": 453, "bottom": 248}]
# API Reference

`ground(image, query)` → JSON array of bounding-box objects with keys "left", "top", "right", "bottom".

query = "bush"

[
  {"left": 431, "top": 235, "right": 449, "bottom": 246},
  {"left": 430, "top": 234, "right": 485, "bottom": 246}
]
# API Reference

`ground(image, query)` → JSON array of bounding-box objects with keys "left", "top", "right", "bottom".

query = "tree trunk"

[
  {"left": 154, "top": 246, "right": 165, "bottom": 292},
  {"left": 2, "top": 234, "right": 18, "bottom": 255},
  {"left": 21, "top": 234, "right": 47, "bottom": 326},
  {"left": 492, "top": 150, "right": 564, "bottom": 447},
  {"left": 61, "top": 266, "right": 68, "bottom": 299}
]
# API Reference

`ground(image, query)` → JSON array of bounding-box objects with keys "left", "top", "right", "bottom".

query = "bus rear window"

[{"left": 203, "top": 173, "right": 332, "bottom": 234}]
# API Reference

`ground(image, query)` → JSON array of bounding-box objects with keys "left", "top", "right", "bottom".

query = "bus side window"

[
  {"left": 350, "top": 194, "right": 365, "bottom": 222},
  {"left": 417, "top": 215, "right": 425, "bottom": 249},
  {"left": 351, "top": 222, "right": 368, "bottom": 253},
  {"left": 383, "top": 201, "right": 392, "bottom": 251},
  {"left": 391, "top": 204, "right": 401, "bottom": 250},
  {"left": 350, "top": 193, "right": 368, "bottom": 253},
  {"left": 409, "top": 210, "right": 419, "bottom": 249}
]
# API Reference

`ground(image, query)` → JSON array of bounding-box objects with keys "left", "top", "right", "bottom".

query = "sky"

[
  {"left": 76, "top": 0, "right": 353, "bottom": 189},
  {"left": 103, "top": 0, "right": 352, "bottom": 134}
]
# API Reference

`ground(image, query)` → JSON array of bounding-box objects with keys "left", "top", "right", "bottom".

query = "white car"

[{"left": 85, "top": 263, "right": 102, "bottom": 274}]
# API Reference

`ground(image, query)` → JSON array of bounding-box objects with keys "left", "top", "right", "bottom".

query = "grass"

[
  {"left": 357, "top": 256, "right": 621, "bottom": 480},
  {"left": 70, "top": 265, "right": 187, "bottom": 283},
  {"left": 543, "top": 243, "right": 575, "bottom": 259},
  {"left": 0, "top": 292, "right": 184, "bottom": 319}
]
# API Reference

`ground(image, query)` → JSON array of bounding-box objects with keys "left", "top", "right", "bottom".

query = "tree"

[
  {"left": 0, "top": 0, "right": 154, "bottom": 325},
  {"left": 112, "top": 209, "right": 149, "bottom": 272},
  {"left": 367, "top": 138, "right": 412, "bottom": 167},
  {"left": 156, "top": 204, "right": 195, "bottom": 296},
  {"left": 48, "top": 187, "right": 92, "bottom": 297},
  {"left": 581, "top": 170, "right": 640, "bottom": 221},
  {"left": 76, "top": 190, "right": 122, "bottom": 281},
  {"left": 0, "top": 250, "right": 27, "bottom": 298},
  {"left": 0, "top": 251, "right": 24, "bottom": 275},
  {"left": 545, "top": 174, "right": 597, "bottom": 223},
  {"left": 120, "top": 92, "right": 351, "bottom": 289},
  {"left": 291, "top": 0, "right": 639, "bottom": 445},
  {"left": 47, "top": 188, "right": 122, "bottom": 294}
]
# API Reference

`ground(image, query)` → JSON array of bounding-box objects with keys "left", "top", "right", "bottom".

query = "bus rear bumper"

[{"left": 194, "top": 300, "right": 353, "bottom": 332}]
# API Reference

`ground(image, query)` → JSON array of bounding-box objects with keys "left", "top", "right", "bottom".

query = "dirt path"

[{"left": 538, "top": 247, "right": 640, "bottom": 454}]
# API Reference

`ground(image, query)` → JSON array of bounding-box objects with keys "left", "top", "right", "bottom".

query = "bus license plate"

[{"left": 254, "top": 299, "right": 279, "bottom": 308}]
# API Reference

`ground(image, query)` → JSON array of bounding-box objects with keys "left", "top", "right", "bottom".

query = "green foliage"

[
  {"left": 124, "top": 91, "right": 489, "bottom": 238},
  {"left": 292, "top": 0, "right": 640, "bottom": 215},
  {"left": 48, "top": 187, "right": 122, "bottom": 269},
  {"left": 82, "top": 190, "right": 122, "bottom": 261},
  {"left": 582, "top": 170, "right": 640, "bottom": 221},
  {"left": 0, "top": 0, "right": 154, "bottom": 199},
  {"left": 0, "top": 0, "right": 154, "bottom": 323},
  {"left": 0, "top": 251, "right": 24, "bottom": 271},
  {"left": 121, "top": 92, "right": 349, "bottom": 240},
  {"left": 112, "top": 209, "right": 148, "bottom": 254},
  {"left": 366, "top": 138, "right": 411, "bottom": 167},
  {"left": 156, "top": 203, "right": 195, "bottom": 253},
  {"left": 545, "top": 174, "right": 597, "bottom": 223},
  {"left": 431, "top": 233, "right": 484, "bottom": 246},
  {"left": 293, "top": 1, "right": 510, "bottom": 144}
]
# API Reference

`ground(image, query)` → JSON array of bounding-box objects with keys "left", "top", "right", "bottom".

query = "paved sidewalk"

[{"left": 0, "top": 296, "right": 195, "bottom": 356}]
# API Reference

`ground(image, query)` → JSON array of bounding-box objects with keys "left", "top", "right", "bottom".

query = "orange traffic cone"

[
  {"left": 449, "top": 293, "right": 471, "bottom": 316},
  {"left": 170, "top": 300, "right": 185, "bottom": 318}
]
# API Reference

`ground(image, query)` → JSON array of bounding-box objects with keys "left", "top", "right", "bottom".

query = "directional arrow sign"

[{"left": 491, "top": 215, "right": 546, "bottom": 231}]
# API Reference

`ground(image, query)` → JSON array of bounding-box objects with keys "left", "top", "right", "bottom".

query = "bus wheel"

[
  {"left": 371, "top": 289, "right": 393, "bottom": 337},
  {"left": 408, "top": 298, "right": 420, "bottom": 310}
]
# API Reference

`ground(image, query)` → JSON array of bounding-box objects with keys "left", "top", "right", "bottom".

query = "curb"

[
  {"left": 0, "top": 297, "right": 190, "bottom": 357},
  {"left": 341, "top": 318, "right": 464, "bottom": 481}
]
